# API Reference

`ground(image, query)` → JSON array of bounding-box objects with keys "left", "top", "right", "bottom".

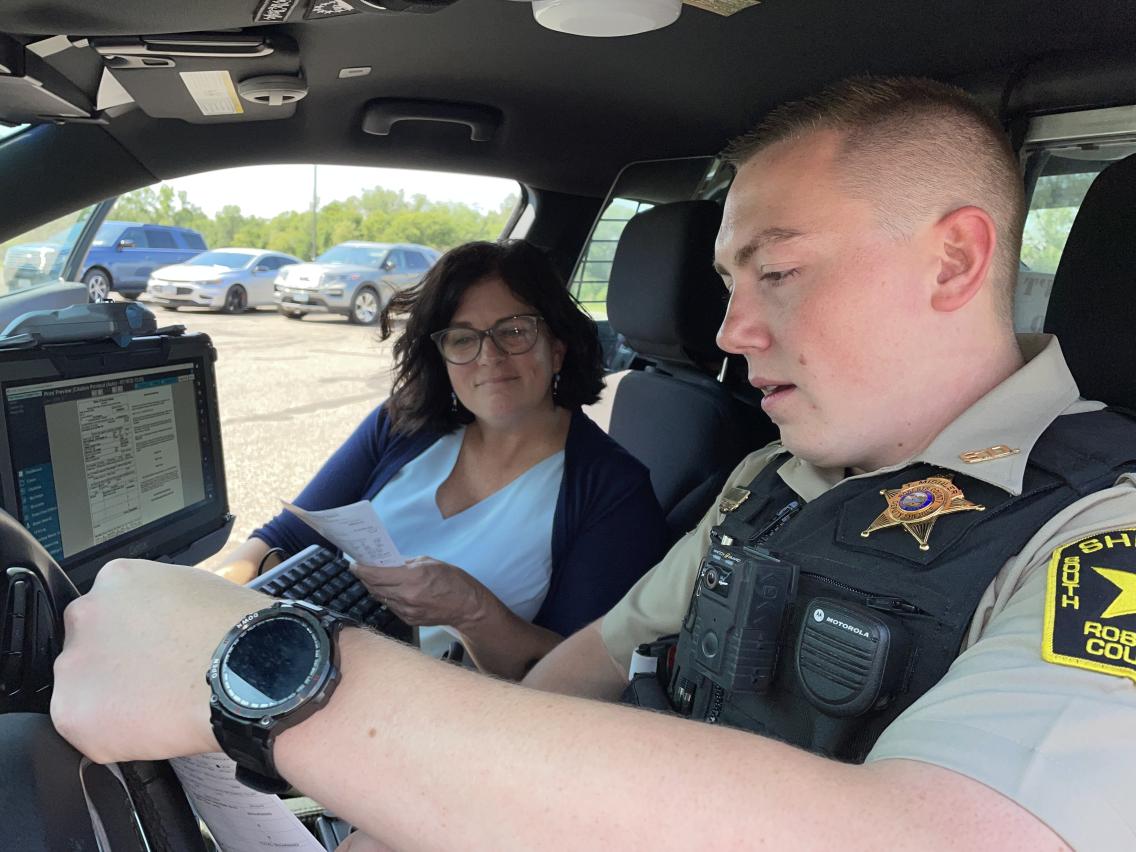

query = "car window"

[
  {"left": 405, "top": 251, "right": 429, "bottom": 271},
  {"left": 259, "top": 255, "right": 287, "bottom": 270},
  {"left": 109, "top": 166, "right": 518, "bottom": 264},
  {"left": 144, "top": 228, "right": 178, "bottom": 249},
  {"left": 317, "top": 244, "right": 386, "bottom": 266},
  {"left": 1022, "top": 165, "right": 1100, "bottom": 275},
  {"left": 0, "top": 124, "right": 28, "bottom": 142},
  {"left": 0, "top": 204, "right": 99, "bottom": 295},
  {"left": 120, "top": 227, "right": 147, "bottom": 248},
  {"left": 187, "top": 251, "right": 255, "bottom": 269},
  {"left": 1014, "top": 133, "right": 1136, "bottom": 332},
  {"left": 570, "top": 198, "right": 653, "bottom": 321},
  {"left": 385, "top": 250, "right": 404, "bottom": 270},
  {"left": 90, "top": 223, "right": 126, "bottom": 247}
]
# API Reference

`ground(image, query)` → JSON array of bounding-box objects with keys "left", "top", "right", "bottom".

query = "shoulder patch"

[{"left": 1043, "top": 529, "right": 1136, "bottom": 682}]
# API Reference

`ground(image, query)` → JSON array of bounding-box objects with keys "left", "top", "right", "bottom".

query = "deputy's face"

[{"left": 715, "top": 131, "right": 942, "bottom": 471}]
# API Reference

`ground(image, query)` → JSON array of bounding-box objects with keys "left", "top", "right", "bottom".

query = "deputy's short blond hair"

[{"left": 723, "top": 76, "right": 1026, "bottom": 319}]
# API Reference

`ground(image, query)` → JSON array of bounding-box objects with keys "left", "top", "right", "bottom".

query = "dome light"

[{"left": 531, "top": 0, "right": 683, "bottom": 37}]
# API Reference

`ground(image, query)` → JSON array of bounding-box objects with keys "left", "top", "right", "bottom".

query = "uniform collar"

[{"left": 776, "top": 334, "right": 1087, "bottom": 502}]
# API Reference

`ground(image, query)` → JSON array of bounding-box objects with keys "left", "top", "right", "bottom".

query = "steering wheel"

[{"left": 0, "top": 508, "right": 206, "bottom": 852}]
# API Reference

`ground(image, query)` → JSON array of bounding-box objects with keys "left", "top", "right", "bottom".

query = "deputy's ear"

[{"left": 930, "top": 205, "right": 997, "bottom": 313}]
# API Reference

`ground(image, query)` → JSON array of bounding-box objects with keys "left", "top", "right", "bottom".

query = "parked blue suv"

[{"left": 2, "top": 220, "right": 208, "bottom": 301}]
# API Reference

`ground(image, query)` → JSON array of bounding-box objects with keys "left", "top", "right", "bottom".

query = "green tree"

[
  {"left": 1019, "top": 170, "right": 1097, "bottom": 273},
  {"left": 109, "top": 183, "right": 519, "bottom": 258}
]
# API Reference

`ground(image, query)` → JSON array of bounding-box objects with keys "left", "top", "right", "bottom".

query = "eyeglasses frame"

[{"left": 429, "top": 313, "right": 545, "bottom": 365}]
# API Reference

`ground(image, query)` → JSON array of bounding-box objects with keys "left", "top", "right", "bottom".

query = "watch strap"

[{"left": 210, "top": 704, "right": 290, "bottom": 794}]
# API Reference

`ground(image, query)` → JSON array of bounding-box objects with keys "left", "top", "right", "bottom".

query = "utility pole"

[{"left": 310, "top": 164, "right": 318, "bottom": 260}]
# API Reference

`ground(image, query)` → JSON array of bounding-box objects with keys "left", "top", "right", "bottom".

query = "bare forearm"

[
  {"left": 213, "top": 538, "right": 279, "bottom": 585},
  {"left": 276, "top": 629, "right": 1066, "bottom": 852},
  {"left": 523, "top": 619, "right": 627, "bottom": 700},
  {"left": 455, "top": 593, "right": 562, "bottom": 680}
]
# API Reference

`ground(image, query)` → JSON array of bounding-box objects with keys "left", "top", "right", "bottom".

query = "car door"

[
  {"left": 381, "top": 250, "right": 415, "bottom": 292},
  {"left": 139, "top": 227, "right": 183, "bottom": 288},
  {"left": 403, "top": 250, "right": 432, "bottom": 286},
  {"left": 108, "top": 226, "right": 149, "bottom": 287},
  {"left": 248, "top": 255, "right": 287, "bottom": 306}
]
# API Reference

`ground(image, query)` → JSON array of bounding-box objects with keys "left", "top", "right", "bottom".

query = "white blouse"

[{"left": 371, "top": 427, "right": 565, "bottom": 657}]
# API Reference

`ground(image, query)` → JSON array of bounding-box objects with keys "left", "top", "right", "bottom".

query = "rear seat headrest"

[
  {"left": 607, "top": 200, "right": 727, "bottom": 368},
  {"left": 1045, "top": 151, "right": 1136, "bottom": 409}
]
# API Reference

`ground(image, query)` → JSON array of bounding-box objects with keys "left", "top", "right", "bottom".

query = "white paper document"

[
  {"left": 282, "top": 499, "right": 404, "bottom": 566},
  {"left": 169, "top": 753, "right": 325, "bottom": 852}
]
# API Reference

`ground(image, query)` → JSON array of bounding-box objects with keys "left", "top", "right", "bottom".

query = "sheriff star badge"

[{"left": 860, "top": 475, "right": 985, "bottom": 551}]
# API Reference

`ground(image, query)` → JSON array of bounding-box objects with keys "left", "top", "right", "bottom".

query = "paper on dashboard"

[
  {"left": 282, "top": 499, "right": 404, "bottom": 566},
  {"left": 169, "top": 753, "right": 325, "bottom": 852}
]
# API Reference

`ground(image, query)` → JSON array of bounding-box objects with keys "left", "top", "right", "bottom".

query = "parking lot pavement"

[{"left": 158, "top": 305, "right": 397, "bottom": 571}]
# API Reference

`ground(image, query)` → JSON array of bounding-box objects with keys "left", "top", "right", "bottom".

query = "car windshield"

[
  {"left": 89, "top": 223, "right": 124, "bottom": 247},
  {"left": 315, "top": 245, "right": 389, "bottom": 266},
  {"left": 33, "top": 228, "right": 74, "bottom": 246},
  {"left": 185, "top": 252, "right": 254, "bottom": 269}
]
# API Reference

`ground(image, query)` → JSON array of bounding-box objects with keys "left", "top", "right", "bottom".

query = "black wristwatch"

[{"left": 207, "top": 599, "right": 355, "bottom": 793}]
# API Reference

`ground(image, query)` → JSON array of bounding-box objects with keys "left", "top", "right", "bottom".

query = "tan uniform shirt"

[{"left": 601, "top": 335, "right": 1136, "bottom": 850}]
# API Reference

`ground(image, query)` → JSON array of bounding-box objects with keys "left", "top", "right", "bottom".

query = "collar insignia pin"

[
  {"left": 719, "top": 486, "right": 751, "bottom": 514},
  {"left": 860, "top": 475, "right": 984, "bottom": 551},
  {"left": 959, "top": 445, "right": 1020, "bottom": 464}
]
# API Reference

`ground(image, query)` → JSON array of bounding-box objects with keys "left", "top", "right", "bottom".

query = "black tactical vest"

[{"left": 657, "top": 409, "right": 1136, "bottom": 762}]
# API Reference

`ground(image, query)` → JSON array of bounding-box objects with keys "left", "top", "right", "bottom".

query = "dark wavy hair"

[{"left": 379, "top": 240, "right": 604, "bottom": 435}]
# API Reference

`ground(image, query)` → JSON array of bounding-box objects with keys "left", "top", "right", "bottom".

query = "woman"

[{"left": 218, "top": 240, "right": 667, "bottom": 679}]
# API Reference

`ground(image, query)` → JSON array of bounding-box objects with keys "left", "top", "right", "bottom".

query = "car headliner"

[{"left": 0, "top": 0, "right": 1133, "bottom": 209}]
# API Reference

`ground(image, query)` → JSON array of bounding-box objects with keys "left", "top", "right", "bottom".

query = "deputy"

[{"left": 52, "top": 77, "right": 1136, "bottom": 850}]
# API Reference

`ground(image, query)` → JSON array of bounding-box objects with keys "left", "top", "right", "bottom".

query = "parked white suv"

[{"left": 273, "top": 241, "right": 439, "bottom": 325}]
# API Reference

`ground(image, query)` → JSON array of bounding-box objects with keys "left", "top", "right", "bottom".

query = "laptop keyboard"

[{"left": 249, "top": 544, "right": 413, "bottom": 643}]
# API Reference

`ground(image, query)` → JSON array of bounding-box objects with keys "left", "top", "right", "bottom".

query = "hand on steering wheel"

[{"left": 0, "top": 508, "right": 257, "bottom": 852}]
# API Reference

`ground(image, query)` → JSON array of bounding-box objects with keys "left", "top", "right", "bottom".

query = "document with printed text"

[
  {"left": 169, "top": 753, "right": 325, "bottom": 852},
  {"left": 281, "top": 499, "right": 404, "bottom": 566}
]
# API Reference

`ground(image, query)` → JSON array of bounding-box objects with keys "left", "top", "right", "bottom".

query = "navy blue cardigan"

[{"left": 252, "top": 405, "right": 667, "bottom": 637}]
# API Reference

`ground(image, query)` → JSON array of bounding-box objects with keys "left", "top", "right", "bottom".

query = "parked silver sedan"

[{"left": 144, "top": 248, "right": 301, "bottom": 313}]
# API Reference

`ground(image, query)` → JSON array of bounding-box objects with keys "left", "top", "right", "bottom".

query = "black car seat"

[
  {"left": 605, "top": 200, "right": 778, "bottom": 541},
  {"left": 1045, "top": 151, "right": 1136, "bottom": 408}
]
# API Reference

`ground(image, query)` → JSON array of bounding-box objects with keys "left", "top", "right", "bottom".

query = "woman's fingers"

[{"left": 351, "top": 563, "right": 410, "bottom": 587}]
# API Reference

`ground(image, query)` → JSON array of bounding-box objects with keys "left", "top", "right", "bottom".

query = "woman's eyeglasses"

[{"left": 430, "top": 314, "right": 544, "bottom": 365}]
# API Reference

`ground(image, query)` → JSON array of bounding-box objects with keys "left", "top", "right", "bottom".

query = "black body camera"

[{"left": 669, "top": 543, "right": 798, "bottom": 721}]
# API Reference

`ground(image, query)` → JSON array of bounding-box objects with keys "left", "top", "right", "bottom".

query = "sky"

[{"left": 161, "top": 164, "right": 519, "bottom": 219}]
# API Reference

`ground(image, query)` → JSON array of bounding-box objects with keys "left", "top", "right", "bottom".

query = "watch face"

[{"left": 221, "top": 615, "right": 322, "bottom": 710}]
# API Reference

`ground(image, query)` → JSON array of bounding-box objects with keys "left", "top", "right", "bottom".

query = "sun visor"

[
  {"left": 88, "top": 32, "right": 305, "bottom": 124},
  {"left": 0, "top": 36, "right": 95, "bottom": 125}
]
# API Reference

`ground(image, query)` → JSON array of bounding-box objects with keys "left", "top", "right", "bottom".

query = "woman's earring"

[
  {"left": 552, "top": 372, "right": 561, "bottom": 401},
  {"left": 451, "top": 391, "right": 458, "bottom": 412}
]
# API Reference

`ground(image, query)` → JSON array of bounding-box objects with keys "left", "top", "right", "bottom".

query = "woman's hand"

[
  {"left": 351, "top": 556, "right": 493, "bottom": 629},
  {"left": 354, "top": 557, "right": 562, "bottom": 679}
]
